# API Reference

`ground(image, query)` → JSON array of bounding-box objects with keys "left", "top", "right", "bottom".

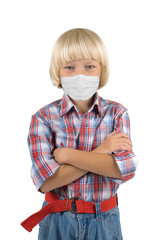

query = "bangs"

[{"left": 55, "top": 29, "right": 102, "bottom": 67}]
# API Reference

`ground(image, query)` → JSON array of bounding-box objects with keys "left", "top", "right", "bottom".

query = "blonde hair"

[{"left": 49, "top": 28, "right": 109, "bottom": 89}]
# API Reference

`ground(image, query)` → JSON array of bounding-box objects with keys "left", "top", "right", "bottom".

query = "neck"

[{"left": 69, "top": 93, "right": 96, "bottom": 114}]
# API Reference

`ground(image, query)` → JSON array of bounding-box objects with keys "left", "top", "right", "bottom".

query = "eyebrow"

[
  {"left": 65, "top": 60, "right": 97, "bottom": 65},
  {"left": 84, "top": 60, "right": 96, "bottom": 64}
]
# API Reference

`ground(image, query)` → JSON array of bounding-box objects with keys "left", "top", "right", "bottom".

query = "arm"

[
  {"left": 40, "top": 164, "right": 87, "bottom": 193},
  {"left": 40, "top": 130, "right": 132, "bottom": 192},
  {"left": 28, "top": 115, "right": 60, "bottom": 191},
  {"left": 53, "top": 131, "right": 133, "bottom": 179},
  {"left": 111, "top": 108, "right": 138, "bottom": 184},
  {"left": 40, "top": 132, "right": 131, "bottom": 192},
  {"left": 54, "top": 148, "right": 122, "bottom": 179}
]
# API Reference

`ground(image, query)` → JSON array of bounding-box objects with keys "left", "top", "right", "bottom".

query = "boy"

[{"left": 21, "top": 28, "right": 137, "bottom": 240}]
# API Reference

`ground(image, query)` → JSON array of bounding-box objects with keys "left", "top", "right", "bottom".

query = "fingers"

[
  {"left": 113, "top": 132, "right": 130, "bottom": 139},
  {"left": 109, "top": 132, "right": 131, "bottom": 142},
  {"left": 110, "top": 132, "right": 133, "bottom": 152},
  {"left": 109, "top": 131, "right": 129, "bottom": 139},
  {"left": 108, "top": 132, "right": 132, "bottom": 144},
  {"left": 120, "top": 143, "right": 133, "bottom": 151},
  {"left": 124, "top": 138, "right": 132, "bottom": 146},
  {"left": 109, "top": 130, "right": 116, "bottom": 136},
  {"left": 104, "top": 131, "right": 133, "bottom": 152},
  {"left": 115, "top": 138, "right": 133, "bottom": 151}
]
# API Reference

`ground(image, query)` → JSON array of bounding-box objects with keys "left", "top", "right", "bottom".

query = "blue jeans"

[{"left": 38, "top": 200, "right": 123, "bottom": 240}]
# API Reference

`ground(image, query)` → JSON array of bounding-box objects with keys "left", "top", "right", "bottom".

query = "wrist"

[{"left": 92, "top": 145, "right": 110, "bottom": 154}]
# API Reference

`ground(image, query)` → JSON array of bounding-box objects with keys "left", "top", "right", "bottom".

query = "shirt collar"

[{"left": 60, "top": 91, "right": 103, "bottom": 117}]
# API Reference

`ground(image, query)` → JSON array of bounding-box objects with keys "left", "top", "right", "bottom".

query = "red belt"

[{"left": 21, "top": 192, "right": 118, "bottom": 232}]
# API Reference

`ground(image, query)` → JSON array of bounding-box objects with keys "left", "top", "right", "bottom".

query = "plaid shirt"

[{"left": 28, "top": 92, "right": 137, "bottom": 202}]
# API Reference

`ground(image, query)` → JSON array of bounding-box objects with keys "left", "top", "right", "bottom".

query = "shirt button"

[
  {"left": 79, "top": 145, "right": 85, "bottom": 150},
  {"left": 82, "top": 123, "right": 87, "bottom": 127},
  {"left": 60, "top": 142, "right": 64, "bottom": 147},
  {"left": 77, "top": 192, "right": 81, "bottom": 198}
]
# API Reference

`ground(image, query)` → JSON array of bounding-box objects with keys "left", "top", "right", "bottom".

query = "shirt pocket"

[{"left": 55, "top": 130, "right": 75, "bottom": 149}]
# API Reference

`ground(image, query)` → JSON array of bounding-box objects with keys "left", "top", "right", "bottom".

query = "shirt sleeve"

[
  {"left": 111, "top": 105, "right": 138, "bottom": 184},
  {"left": 27, "top": 114, "right": 60, "bottom": 191}
]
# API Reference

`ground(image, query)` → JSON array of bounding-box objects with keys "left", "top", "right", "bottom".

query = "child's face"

[{"left": 60, "top": 59, "right": 101, "bottom": 78}]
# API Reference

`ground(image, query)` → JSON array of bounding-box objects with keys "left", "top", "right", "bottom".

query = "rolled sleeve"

[
  {"left": 27, "top": 114, "right": 60, "bottom": 191},
  {"left": 111, "top": 106, "right": 138, "bottom": 184}
]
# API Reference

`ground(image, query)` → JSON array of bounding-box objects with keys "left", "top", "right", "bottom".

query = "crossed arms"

[{"left": 40, "top": 132, "right": 132, "bottom": 193}]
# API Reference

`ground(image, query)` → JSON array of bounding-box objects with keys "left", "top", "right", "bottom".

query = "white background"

[{"left": 1, "top": 0, "right": 159, "bottom": 239}]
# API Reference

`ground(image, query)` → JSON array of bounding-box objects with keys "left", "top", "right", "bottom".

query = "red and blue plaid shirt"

[{"left": 28, "top": 92, "right": 137, "bottom": 202}]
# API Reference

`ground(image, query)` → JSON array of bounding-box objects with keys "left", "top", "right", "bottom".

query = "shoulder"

[
  {"left": 31, "top": 98, "right": 62, "bottom": 124},
  {"left": 107, "top": 99, "right": 127, "bottom": 116},
  {"left": 99, "top": 95, "right": 128, "bottom": 118}
]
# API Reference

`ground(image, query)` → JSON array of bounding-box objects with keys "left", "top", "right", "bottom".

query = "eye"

[
  {"left": 64, "top": 66, "right": 74, "bottom": 70},
  {"left": 86, "top": 65, "right": 95, "bottom": 70}
]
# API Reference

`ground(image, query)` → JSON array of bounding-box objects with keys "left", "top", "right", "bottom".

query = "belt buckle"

[{"left": 66, "top": 196, "right": 79, "bottom": 214}]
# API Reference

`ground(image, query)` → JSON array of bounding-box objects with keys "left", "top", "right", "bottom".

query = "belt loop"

[{"left": 95, "top": 202, "right": 101, "bottom": 220}]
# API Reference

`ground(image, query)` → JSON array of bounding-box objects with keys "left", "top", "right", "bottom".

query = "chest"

[{"left": 52, "top": 112, "right": 114, "bottom": 151}]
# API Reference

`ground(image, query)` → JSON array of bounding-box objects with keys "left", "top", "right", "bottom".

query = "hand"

[
  {"left": 92, "top": 131, "right": 132, "bottom": 154},
  {"left": 53, "top": 147, "right": 72, "bottom": 164}
]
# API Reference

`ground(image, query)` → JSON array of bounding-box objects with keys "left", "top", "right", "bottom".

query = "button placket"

[
  {"left": 78, "top": 114, "right": 88, "bottom": 151},
  {"left": 62, "top": 114, "right": 76, "bottom": 149}
]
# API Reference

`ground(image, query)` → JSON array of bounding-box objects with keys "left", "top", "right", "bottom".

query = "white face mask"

[{"left": 61, "top": 74, "right": 100, "bottom": 101}]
